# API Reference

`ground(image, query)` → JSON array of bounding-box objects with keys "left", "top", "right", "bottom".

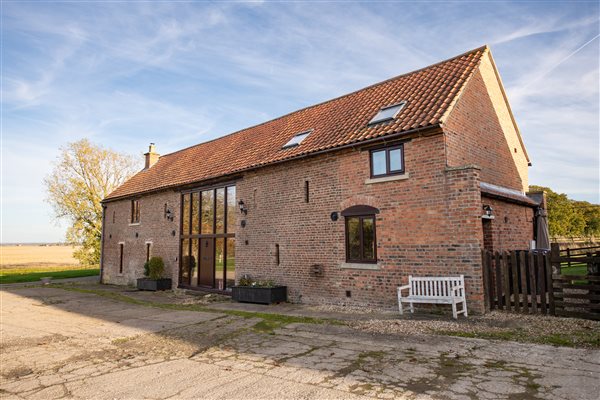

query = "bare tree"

[{"left": 44, "top": 139, "right": 139, "bottom": 265}]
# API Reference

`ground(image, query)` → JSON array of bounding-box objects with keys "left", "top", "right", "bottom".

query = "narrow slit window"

[
  {"left": 369, "top": 102, "right": 406, "bottom": 125},
  {"left": 119, "top": 243, "right": 124, "bottom": 274},
  {"left": 304, "top": 181, "right": 309, "bottom": 203},
  {"left": 146, "top": 243, "right": 151, "bottom": 262},
  {"left": 275, "top": 244, "right": 280, "bottom": 265},
  {"left": 282, "top": 130, "right": 312, "bottom": 149}
]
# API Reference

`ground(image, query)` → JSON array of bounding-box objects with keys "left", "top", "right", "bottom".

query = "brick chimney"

[{"left": 144, "top": 143, "right": 159, "bottom": 169}]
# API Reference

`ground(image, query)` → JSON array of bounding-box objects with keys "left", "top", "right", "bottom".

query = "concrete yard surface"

[{"left": 1, "top": 286, "right": 599, "bottom": 399}]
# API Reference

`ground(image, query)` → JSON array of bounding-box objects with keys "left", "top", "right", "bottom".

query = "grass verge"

[
  {"left": 51, "top": 285, "right": 340, "bottom": 329},
  {"left": 0, "top": 268, "right": 100, "bottom": 284},
  {"left": 433, "top": 328, "right": 600, "bottom": 349}
]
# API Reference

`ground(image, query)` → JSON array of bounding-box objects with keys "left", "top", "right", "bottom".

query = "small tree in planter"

[
  {"left": 232, "top": 275, "right": 287, "bottom": 304},
  {"left": 137, "top": 257, "right": 172, "bottom": 291}
]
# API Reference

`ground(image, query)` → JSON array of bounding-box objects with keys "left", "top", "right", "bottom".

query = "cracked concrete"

[{"left": 1, "top": 286, "right": 599, "bottom": 399}]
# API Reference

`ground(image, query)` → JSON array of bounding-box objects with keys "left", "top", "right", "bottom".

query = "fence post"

[
  {"left": 550, "top": 243, "right": 561, "bottom": 275},
  {"left": 503, "top": 252, "right": 512, "bottom": 312},
  {"left": 537, "top": 252, "right": 547, "bottom": 314},
  {"left": 545, "top": 252, "right": 555, "bottom": 316},
  {"left": 511, "top": 251, "right": 520, "bottom": 312},
  {"left": 495, "top": 252, "right": 503, "bottom": 310},
  {"left": 520, "top": 251, "right": 529, "bottom": 313},
  {"left": 528, "top": 251, "right": 538, "bottom": 313},
  {"left": 482, "top": 250, "right": 491, "bottom": 312}
]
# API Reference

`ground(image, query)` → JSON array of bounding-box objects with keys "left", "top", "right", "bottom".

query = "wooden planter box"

[
  {"left": 137, "top": 278, "right": 172, "bottom": 291},
  {"left": 231, "top": 286, "right": 287, "bottom": 304}
]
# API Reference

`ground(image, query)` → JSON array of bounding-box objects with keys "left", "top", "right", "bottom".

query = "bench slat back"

[{"left": 409, "top": 275, "right": 464, "bottom": 298}]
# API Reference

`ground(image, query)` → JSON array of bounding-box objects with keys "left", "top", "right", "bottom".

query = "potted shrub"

[
  {"left": 136, "top": 257, "right": 172, "bottom": 291},
  {"left": 231, "top": 275, "right": 287, "bottom": 304}
]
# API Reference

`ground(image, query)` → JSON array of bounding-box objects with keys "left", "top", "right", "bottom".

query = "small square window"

[
  {"left": 370, "top": 144, "right": 405, "bottom": 178},
  {"left": 368, "top": 102, "right": 406, "bottom": 125},
  {"left": 282, "top": 130, "right": 311, "bottom": 149}
]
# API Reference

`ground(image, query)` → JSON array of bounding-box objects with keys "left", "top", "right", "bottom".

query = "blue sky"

[{"left": 2, "top": 1, "right": 599, "bottom": 243}]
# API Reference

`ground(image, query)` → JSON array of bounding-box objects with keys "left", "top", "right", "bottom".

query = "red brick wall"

[
  {"left": 102, "top": 191, "right": 180, "bottom": 286},
  {"left": 236, "top": 134, "right": 487, "bottom": 312},
  {"left": 444, "top": 54, "right": 529, "bottom": 192},
  {"left": 480, "top": 197, "right": 535, "bottom": 252}
]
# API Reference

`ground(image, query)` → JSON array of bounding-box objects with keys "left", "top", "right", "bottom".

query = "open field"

[
  {"left": 0, "top": 245, "right": 98, "bottom": 284},
  {"left": 1, "top": 245, "right": 80, "bottom": 268}
]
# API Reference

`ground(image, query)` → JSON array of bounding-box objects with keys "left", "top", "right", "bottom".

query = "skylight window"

[
  {"left": 282, "top": 130, "right": 312, "bottom": 149},
  {"left": 368, "top": 102, "right": 406, "bottom": 125}
]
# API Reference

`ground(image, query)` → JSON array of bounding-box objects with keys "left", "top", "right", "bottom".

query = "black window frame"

[
  {"left": 119, "top": 243, "right": 124, "bottom": 273},
  {"left": 342, "top": 205, "right": 379, "bottom": 264},
  {"left": 369, "top": 144, "right": 405, "bottom": 178},
  {"left": 131, "top": 199, "right": 140, "bottom": 223},
  {"left": 179, "top": 183, "right": 236, "bottom": 290}
]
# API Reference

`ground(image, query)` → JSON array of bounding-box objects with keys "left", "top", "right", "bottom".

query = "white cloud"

[{"left": 2, "top": 1, "right": 598, "bottom": 242}]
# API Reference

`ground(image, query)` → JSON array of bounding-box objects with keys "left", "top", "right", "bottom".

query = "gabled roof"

[{"left": 105, "top": 46, "right": 488, "bottom": 201}]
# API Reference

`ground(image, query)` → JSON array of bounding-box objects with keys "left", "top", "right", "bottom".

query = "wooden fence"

[{"left": 482, "top": 244, "right": 600, "bottom": 320}]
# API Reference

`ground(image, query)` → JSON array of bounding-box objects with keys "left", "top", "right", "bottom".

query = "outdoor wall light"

[
  {"left": 330, "top": 212, "right": 339, "bottom": 221},
  {"left": 482, "top": 205, "right": 494, "bottom": 219},
  {"left": 238, "top": 200, "right": 248, "bottom": 215},
  {"left": 165, "top": 208, "right": 174, "bottom": 222}
]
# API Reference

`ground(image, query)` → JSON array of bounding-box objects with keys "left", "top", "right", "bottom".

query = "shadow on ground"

[{"left": 1, "top": 284, "right": 599, "bottom": 399}]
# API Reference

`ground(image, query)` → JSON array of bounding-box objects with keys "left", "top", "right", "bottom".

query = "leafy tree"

[
  {"left": 573, "top": 200, "right": 600, "bottom": 237},
  {"left": 529, "top": 185, "right": 597, "bottom": 238},
  {"left": 44, "top": 139, "right": 139, "bottom": 265}
]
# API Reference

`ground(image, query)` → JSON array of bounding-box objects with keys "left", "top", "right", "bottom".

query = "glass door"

[{"left": 179, "top": 185, "right": 236, "bottom": 290}]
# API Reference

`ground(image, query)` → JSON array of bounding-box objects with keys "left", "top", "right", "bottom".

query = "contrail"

[{"left": 520, "top": 33, "right": 599, "bottom": 90}]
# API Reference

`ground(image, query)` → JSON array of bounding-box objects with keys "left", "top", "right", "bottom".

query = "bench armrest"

[
  {"left": 452, "top": 284, "right": 465, "bottom": 292},
  {"left": 398, "top": 285, "right": 410, "bottom": 293}
]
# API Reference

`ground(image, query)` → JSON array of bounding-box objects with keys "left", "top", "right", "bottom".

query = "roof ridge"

[{"left": 159, "top": 45, "right": 489, "bottom": 160}]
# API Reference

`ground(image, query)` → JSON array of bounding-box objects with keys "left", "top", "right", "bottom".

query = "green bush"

[
  {"left": 147, "top": 257, "right": 165, "bottom": 280},
  {"left": 237, "top": 275, "right": 275, "bottom": 287},
  {"left": 143, "top": 261, "right": 150, "bottom": 277}
]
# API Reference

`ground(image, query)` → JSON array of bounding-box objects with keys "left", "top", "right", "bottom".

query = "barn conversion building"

[{"left": 101, "top": 46, "right": 542, "bottom": 313}]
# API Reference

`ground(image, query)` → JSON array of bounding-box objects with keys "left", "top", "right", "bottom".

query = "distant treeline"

[{"left": 530, "top": 185, "right": 600, "bottom": 239}]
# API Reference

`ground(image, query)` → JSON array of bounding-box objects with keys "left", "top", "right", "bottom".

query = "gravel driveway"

[{"left": 1, "top": 286, "right": 599, "bottom": 399}]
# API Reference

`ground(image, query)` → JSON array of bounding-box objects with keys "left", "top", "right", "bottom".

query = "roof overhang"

[{"left": 480, "top": 182, "right": 539, "bottom": 207}]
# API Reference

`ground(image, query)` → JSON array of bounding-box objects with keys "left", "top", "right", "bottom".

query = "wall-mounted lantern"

[
  {"left": 164, "top": 203, "right": 174, "bottom": 221},
  {"left": 238, "top": 200, "right": 248, "bottom": 215},
  {"left": 482, "top": 205, "right": 494, "bottom": 219}
]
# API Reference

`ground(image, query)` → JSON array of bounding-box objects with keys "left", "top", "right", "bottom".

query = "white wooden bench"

[{"left": 397, "top": 275, "right": 467, "bottom": 319}]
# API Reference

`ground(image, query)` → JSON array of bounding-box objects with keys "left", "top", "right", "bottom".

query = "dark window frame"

[
  {"left": 369, "top": 144, "right": 405, "bottom": 178},
  {"left": 344, "top": 215, "right": 377, "bottom": 263},
  {"left": 179, "top": 185, "right": 236, "bottom": 290},
  {"left": 342, "top": 206, "right": 379, "bottom": 264},
  {"left": 130, "top": 199, "right": 140, "bottom": 223}
]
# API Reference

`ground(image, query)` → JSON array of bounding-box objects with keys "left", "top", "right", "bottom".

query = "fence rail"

[{"left": 482, "top": 244, "right": 600, "bottom": 321}]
